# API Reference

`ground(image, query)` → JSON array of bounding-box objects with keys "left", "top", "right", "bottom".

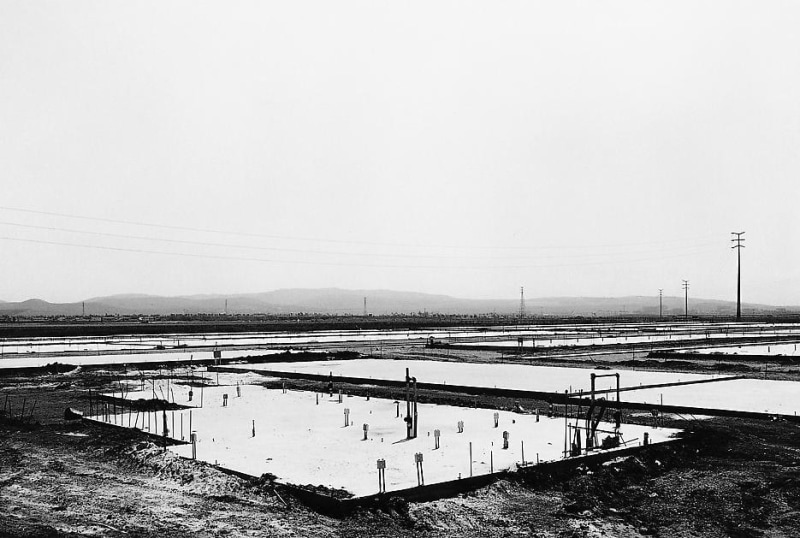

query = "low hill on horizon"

[{"left": 0, "top": 288, "right": 795, "bottom": 317}]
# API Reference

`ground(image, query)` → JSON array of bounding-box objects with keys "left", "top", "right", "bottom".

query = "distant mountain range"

[{"left": 0, "top": 288, "right": 795, "bottom": 317}]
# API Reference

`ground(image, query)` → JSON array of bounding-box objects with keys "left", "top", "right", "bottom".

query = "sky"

[{"left": 1, "top": 1, "right": 798, "bottom": 305}]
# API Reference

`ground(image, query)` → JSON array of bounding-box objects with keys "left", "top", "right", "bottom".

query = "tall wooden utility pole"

[
  {"left": 731, "top": 232, "right": 745, "bottom": 321},
  {"left": 682, "top": 280, "right": 690, "bottom": 319}
]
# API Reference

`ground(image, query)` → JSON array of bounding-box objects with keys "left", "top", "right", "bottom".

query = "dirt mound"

[{"left": 118, "top": 441, "right": 250, "bottom": 495}]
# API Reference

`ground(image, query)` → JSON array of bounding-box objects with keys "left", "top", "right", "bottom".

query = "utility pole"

[
  {"left": 731, "top": 232, "right": 745, "bottom": 321},
  {"left": 682, "top": 280, "right": 690, "bottom": 320},
  {"left": 658, "top": 289, "right": 663, "bottom": 318}
]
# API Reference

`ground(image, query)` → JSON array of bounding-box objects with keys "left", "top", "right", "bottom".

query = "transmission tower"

[
  {"left": 731, "top": 232, "right": 745, "bottom": 321},
  {"left": 682, "top": 280, "right": 690, "bottom": 319},
  {"left": 658, "top": 289, "right": 663, "bottom": 318},
  {"left": 519, "top": 287, "right": 525, "bottom": 318}
]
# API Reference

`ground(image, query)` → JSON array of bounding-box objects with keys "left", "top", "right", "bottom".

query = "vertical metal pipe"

[
  {"left": 412, "top": 377, "right": 418, "bottom": 439},
  {"left": 405, "top": 368, "right": 411, "bottom": 439}
]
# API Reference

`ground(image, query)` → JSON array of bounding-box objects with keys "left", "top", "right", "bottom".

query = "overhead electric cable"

[
  {"left": 0, "top": 235, "right": 722, "bottom": 270},
  {"left": 0, "top": 220, "right": 720, "bottom": 262},
  {"left": 0, "top": 205, "right": 722, "bottom": 252}
]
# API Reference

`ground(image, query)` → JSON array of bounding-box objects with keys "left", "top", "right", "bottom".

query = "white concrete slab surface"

[
  {"left": 0, "top": 349, "right": 283, "bottom": 369},
  {"left": 90, "top": 383, "right": 679, "bottom": 497},
  {"left": 621, "top": 378, "right": 800, "bottom": 416},
  {"left": 223, "top": 358, "right": 722, "bottom": 394}
]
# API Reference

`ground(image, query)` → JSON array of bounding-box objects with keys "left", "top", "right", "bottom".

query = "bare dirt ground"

[{"left": 4, "top": 348, "right": 800, "bottom": 537}]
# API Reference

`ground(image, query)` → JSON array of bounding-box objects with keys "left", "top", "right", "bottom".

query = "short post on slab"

[
  {"left": 415, "top": 452, "right": 424, "bottom": 486},
  {"left": 377, "top": 458, "right": 386, "bottom": 494}
]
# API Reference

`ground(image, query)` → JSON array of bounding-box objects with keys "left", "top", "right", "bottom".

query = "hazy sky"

[{"left": 1, "top": 1, "right": 798, "bottom": 305}]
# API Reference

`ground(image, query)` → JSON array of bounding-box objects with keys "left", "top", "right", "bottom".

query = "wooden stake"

[{"left": 28, "top": 400, "right": 37, "bottom": 422}]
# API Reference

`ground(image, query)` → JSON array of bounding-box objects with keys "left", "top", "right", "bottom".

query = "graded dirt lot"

[{"left": 4, "top": 351, "right": 800, "bottom": 537}]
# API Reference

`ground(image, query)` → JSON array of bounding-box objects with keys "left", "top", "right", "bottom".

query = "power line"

[
  {"left": 0, "top": 220, "right": 463, "bottom": 261},
  {"left": 731, "top": 231, "right": 745, "bottom": 321},
  {"left": 682, "top": 280, "right": 690, "bottom": 319},
  {"left": 0, "top": 219, "right": 721, "bottom": 263},
  {"left": 0, "top": 236, "right": 420, "bottom": 269},
  {"left": 0, "top": 235, "right": 725, "bottom": 271},
  {"left": 0, "top": 205, "right": 724, "bottom": 253}
]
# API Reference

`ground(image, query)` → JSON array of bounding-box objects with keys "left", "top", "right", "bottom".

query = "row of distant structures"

[
  {"left": 2, "top": 232, "right": 791, "bottom": 322},
  {"left": 518, "top": 232, "right": 749, "bottom": 321},
  {"left": 3, "top": 309, "right": 799, "bottom": 326}
]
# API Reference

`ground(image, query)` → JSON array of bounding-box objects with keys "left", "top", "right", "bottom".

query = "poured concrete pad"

[
  {"left": 223, "top": 358, "right": 723, "bottom": 394},
  {"left": 93, "top": 382, "right": 680, "bottom": 498},
  {"left": 0, "top": 349, "right": 283, "bottom": 369},
  {"left": 622, "top": 378, "right": 800, "bottom": 416},
  {"left": 675, "top": 342, "right": 800, "bottom": 356}
]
